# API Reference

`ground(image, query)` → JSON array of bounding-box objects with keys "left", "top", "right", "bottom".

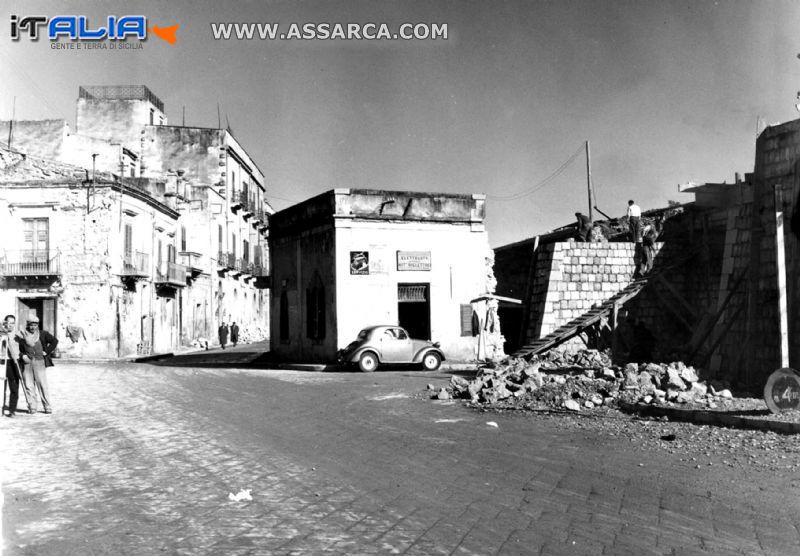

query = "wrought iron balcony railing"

[
  {"left": 120, "top": 251, "right": 150, "bottom": 278},
  {"left": 251, "top": 264, "right": 269, "bottom": 277},
  {"left": 0, "top": 250, "right": 61, "bottom": 277},
  {"left": 179, "top": 252, "right": 203, "bottom": 271},
  {"left": 155, "top": 261, "right": 187, "bottom": 287}
]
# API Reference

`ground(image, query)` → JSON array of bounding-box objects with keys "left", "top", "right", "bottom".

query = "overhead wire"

[
  {"left": 0, "top": 50, "right": 62, "bottom": 118},
  {"left": 486, "top": 144, "right": 585, "bottom": 201}
]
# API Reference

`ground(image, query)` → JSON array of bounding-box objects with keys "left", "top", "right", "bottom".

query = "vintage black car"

[{"left": 338, "top": 325, "right": 445, "bottom": 372}]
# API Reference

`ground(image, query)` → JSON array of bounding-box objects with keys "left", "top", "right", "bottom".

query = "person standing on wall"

[
  {"left": 231, "top": 322, "right": 239, "bottom": 347},
  {"left": 218, "top": 322, "right": 229, "bottom": 350},
  {"left": 18, "top": 316, "right": 58, "bottom": 415},
  {"left": 627, "top": 200, "right": 642, "bottom": 242},
  {"left": 641, "top": 222, "right": 658, "bottom": 274},
  {"left": 2, "top": 314, "right": 22, "bottom": 417},
  {"left": 574, "top": 212, "right": 593, "bottom": 242}
]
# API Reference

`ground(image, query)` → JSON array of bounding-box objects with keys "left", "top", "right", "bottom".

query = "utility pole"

[
  {"left": 585, "top": 140, "right": 594, "bottom": 221},
  {"left": 774, "top": 184, "right": 789, "bottom": 368},
  {"left": 7, "top": 96, "right": 15, "bottom": 149},
  {"left": 87, "top": 153, "right": 99, "bottom": 214}
]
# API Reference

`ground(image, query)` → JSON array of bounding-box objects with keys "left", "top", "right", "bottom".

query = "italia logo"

[{"left": 10, "top": 15, "right": 178, "bottom": 44}]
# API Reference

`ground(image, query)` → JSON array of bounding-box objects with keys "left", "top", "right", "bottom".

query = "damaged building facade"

[
  {"left": 495, "top": 117, "right": 800, "bottom": 390},
  {"left": 0, "top": 86, "right": 272, "bottom": 358},
  {"left": 268, "top": 189, "right": 500, "bottom": 362}
]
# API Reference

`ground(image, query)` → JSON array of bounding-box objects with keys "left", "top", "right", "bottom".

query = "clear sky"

[{"left": 2, "top": 0, "right": 800, "bottom": 247}]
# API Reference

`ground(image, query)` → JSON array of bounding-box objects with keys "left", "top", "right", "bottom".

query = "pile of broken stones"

[{"left": 432, "top": 349, "right": 734, "bottom": 412}]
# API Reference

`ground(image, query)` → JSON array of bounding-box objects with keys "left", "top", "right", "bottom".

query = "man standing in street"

[
  {"left": 2, "top": 314, "right": 22, "bottom": 417},
  {"left": 218, "top": 322, "right": 229, "bottom": 350},
  {"left": 18, "top": 316, "right": 58, "bottom": 415},
  {"left": 627, "top": 200, "right": 642, "bottom": 242},
  {"left": 231, "top": 322, "right": 239, "bottom": 347}
]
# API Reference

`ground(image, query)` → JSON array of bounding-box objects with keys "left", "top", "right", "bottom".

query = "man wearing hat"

[{"left": 18, "top": 315, "right": 58, "bottom": 414}]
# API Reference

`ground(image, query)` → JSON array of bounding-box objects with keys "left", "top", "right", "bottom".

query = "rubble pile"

[
  {"left": 239, "top": 325, "right": 268, "bottom": 344},
  {"left": 433, "top": 349, "right": 735, "bottom": 412}
]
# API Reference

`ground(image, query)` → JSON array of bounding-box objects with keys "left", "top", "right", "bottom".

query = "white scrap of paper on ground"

[
  {"left": 228, "top": 489, "right": 253, "bottom": 502},
  {"left": 486, "top": 421, "right": 499, "bottom": 428}
]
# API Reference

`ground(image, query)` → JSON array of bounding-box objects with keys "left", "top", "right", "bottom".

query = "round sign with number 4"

[{"left": 764, "top": 368, "right": 800, "bottom": 414}]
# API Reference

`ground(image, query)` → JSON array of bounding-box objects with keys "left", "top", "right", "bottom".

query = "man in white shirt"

[{"left": 627, "top": 200, "right": 642, "bottom": 243}]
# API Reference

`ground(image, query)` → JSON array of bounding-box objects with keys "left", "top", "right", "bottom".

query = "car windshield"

[{"left": 357, "top": 329, "right": 370, "bottom": 341}]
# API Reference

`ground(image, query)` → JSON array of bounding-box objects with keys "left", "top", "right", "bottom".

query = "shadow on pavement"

[
  {"left": 147, "top": 348, "right": 279, "bottom": 369},
  {"left": 144, "top": 349, "right": 483, "bottom": 377}
]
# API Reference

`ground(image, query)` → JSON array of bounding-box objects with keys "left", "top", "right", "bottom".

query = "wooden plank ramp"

[{"left": 512, "top": 276, "right": 650, "bottom": 358}]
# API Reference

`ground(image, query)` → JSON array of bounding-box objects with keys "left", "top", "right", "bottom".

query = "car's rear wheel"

[
  {"left": 358, "top": 352, "right": 379, "bottom": 372},
  {"left": 422, "top": 352, "right": 441, "bottom": 371}
]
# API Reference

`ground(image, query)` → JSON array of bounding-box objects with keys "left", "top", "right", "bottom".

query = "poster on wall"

[
  {"left": 397, "top": 251, "right": 431, "bottom": 271},
  {"left": 350, "top": 251, "right": 370, "bottom": 275}
]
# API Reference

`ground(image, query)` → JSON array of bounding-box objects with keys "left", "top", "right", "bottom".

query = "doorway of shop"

[
  {"left": 16, "top": 297, "right": 57, "bottom": 332},
  {"left": 397, "top": 283, "right": 430, "bottom": 340}
]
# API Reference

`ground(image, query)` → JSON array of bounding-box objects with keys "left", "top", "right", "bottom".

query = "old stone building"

[
  {"left": 268, "top": 189, "right": 499, "bottom": 362},
  {"left": 0, "top": 86, "right": 272, "bottom": 358}
]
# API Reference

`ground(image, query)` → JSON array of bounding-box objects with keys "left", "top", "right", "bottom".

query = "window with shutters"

[
  {"left": 460, "top": 304, "right": 477, "bottom": 337},
  {"left": 243, "top": 239, "right": 249, "bottom": 265},
  {"left": 180, "top": 226, "right": 186, "bottom": 252},
  {"left": 123, "top": 223, "right": 133, "bottom": 258},
  {"left": 23, "top": 218, "right": 49, "bottom": 263}
]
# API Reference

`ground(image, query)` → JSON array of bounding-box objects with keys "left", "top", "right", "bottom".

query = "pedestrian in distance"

[
  {"left": 231, "top": 322, "right": 239, "bottom": 347},
  {"left": 574, "top": 212, "right": 593, "bottom": 242},
  {"left": 18, "top": 315, "right": 58, "bottom": 415},
  {"left": 2, "top": 314, "right": 23, "bottom": 417},
  {"left": 218, "top": 322, "right": 229, "bottom": 350}
]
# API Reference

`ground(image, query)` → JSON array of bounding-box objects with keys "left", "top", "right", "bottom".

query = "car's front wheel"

[
  {"left": 358, "top": 351, "right": 379, "bottom": 372},
  {"left": 421, "top": 352, "right": 441, "bottom": 371}
]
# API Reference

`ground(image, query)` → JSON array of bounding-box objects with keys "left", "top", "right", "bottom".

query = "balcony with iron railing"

[
  {"left": 217, "top": 251, "right": 230, "bottom": 270},
  {"left": 120, "top": 251, "right": 150, "bottom": 279},
  {"left": 0, "top": 250, "right": 61, "bottom": 277},
  {"left": 251, "top": 259, "right": 270, "bottom": 288},
  {"left": 179, "top": 251, "right": 204, "bottom": 279},
  {"left": 154, "top": 261, "right": 187, "bottom": 288},
  {"left": 250, "top": 263, "right": 270, "bottom": 277},
  {"left": 230, "top": 258, "right": 244, "bottom": 275},
  {"left": 231, "top": 189, "right": 244, "bottom": 213},
  {"left": 251, "top": 207, "right": 265, "bottom": 228}
]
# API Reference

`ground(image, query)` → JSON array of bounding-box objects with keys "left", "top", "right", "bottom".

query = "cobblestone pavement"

[{"left": 2, "top": 359, "right": 799, "bottom": 555}]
